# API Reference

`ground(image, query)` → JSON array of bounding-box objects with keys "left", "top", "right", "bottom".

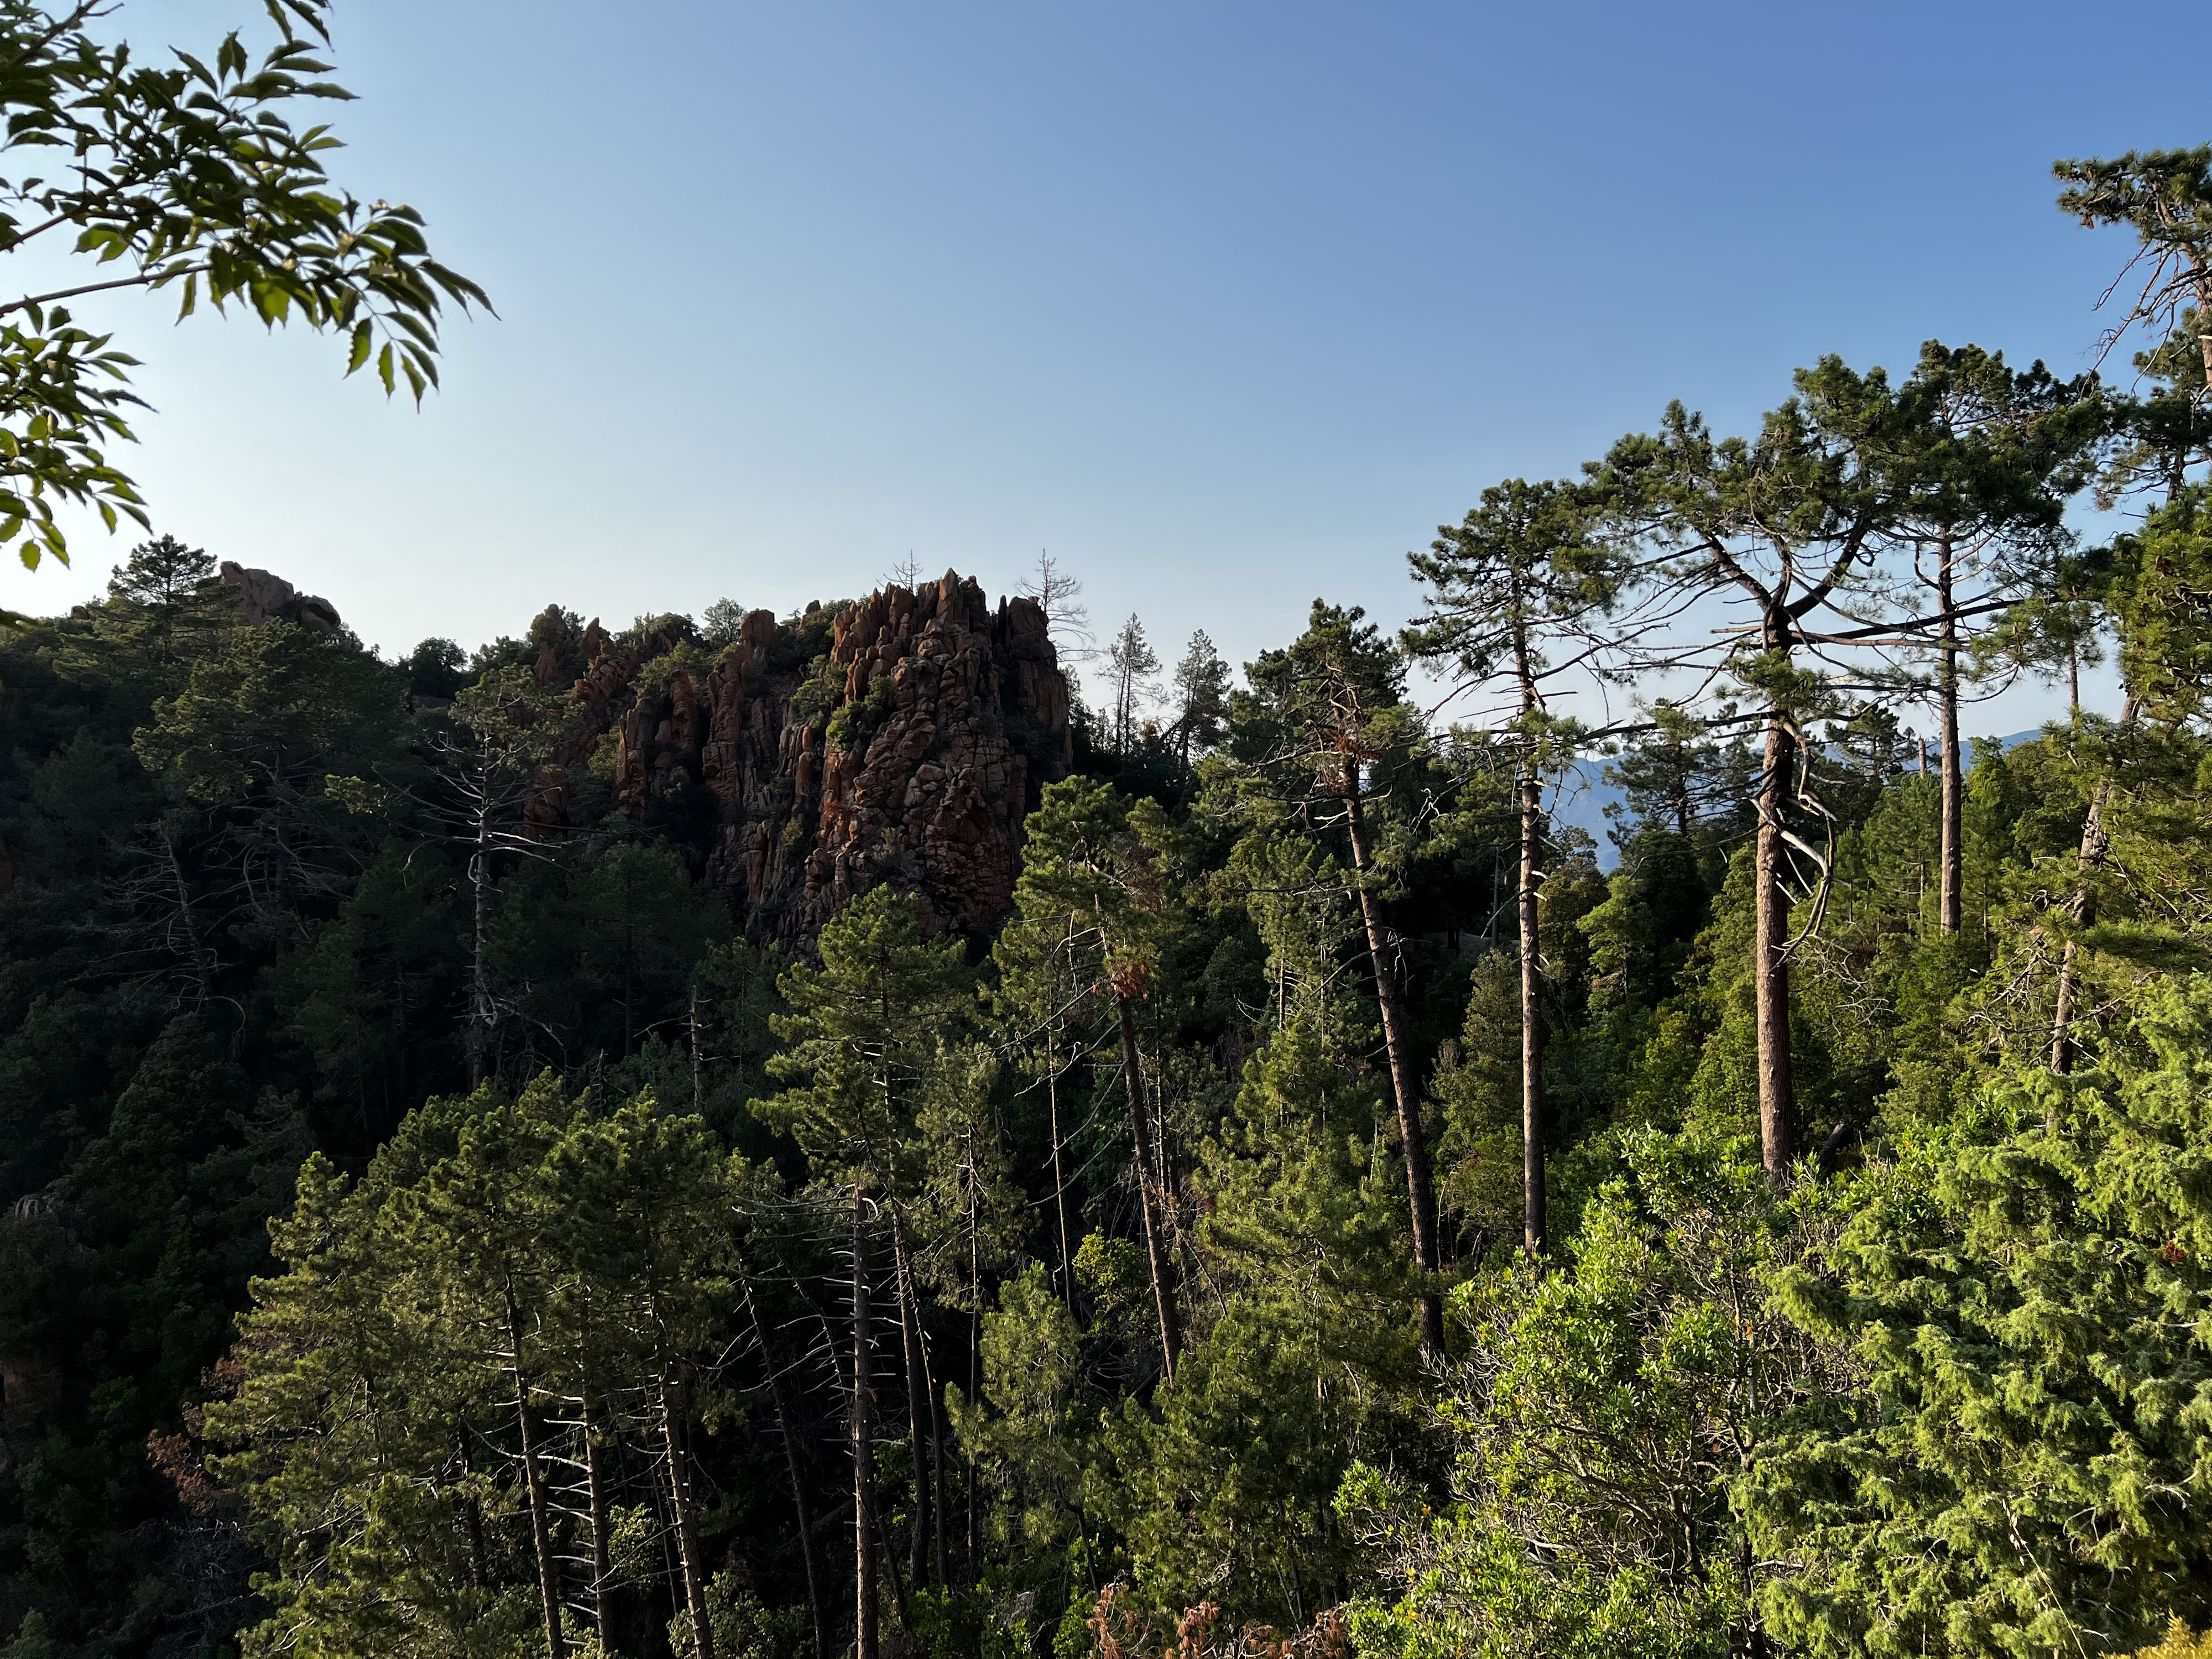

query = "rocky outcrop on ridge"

[
  {"left": 520, "top": 570, "right": 1071, "bottom": 942},
  {"left": 217, "top": 561, "right": 341, "bottom": 629}
]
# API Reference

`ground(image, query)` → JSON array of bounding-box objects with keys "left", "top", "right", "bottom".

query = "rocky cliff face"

[
  {"left": 522, "top": 570, "right": 1070, "bottom": 941},
  {"left": 217, "top": 561, "right": 341, "bottom": 629}
]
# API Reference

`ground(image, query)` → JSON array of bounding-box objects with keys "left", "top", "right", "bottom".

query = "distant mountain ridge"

[{"left": 1552, "top": 730, "right": 2044, "bottom": 869}]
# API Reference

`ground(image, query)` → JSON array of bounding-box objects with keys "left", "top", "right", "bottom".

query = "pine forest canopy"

[{"left": 4, "top": 106, "right": 2212, "bottom": 1659}]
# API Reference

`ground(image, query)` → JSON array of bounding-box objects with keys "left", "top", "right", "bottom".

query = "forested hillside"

[{"left": 4, "top": 150, "right": 2212, "bottom": 1659}]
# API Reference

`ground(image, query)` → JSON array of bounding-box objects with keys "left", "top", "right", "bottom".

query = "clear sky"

[{"left": 0, "top": 0, "right": 2192, "bottom": 732}]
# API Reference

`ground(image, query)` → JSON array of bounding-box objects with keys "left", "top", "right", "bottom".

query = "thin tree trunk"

[
  {"left": 1754, "top": 708, "right": 1797, "bottom": 1186},
  {"left": 891, "top": 1222, "right": 930, "bottom": 1591},
  {"left": 2196, "top": 264, "right": 2212, "bottom": 389},
  {"left": 868, "top": 1206, "right": 909, "bottom": 1618},
  {"left": 661, "top": 1379, "right": 716, "bottom": 1659},
  {"left": 966, "top": 1186, "right": 979, "bottom": 1583},
  {"left": 162, "top": 832, "right": 216, "bottom": 1006},
  {"left": 853, "top": 1182, "right": 879, "bottom": 1659},
  {"left": 1510, "top": 624, "right": 1546, "bottom": 1254},
  {"left": 387, "top": 969, "right": 409, "bottom": 1140},
  {"left": 1938, "top": 537, "right": 1964, "bottom": 936},
  {"left": 505, "top": 1296, "right": 565, "bottom": 1659},
  {"left": 2051, "top": 795, "right": 2111, "bottom": 1074},
  {"left": 2052, "top": 696, "right": 2139, "bottom": 1074},
  {"left": 690, "top": 983, "right": 705, "bottom": 1114},
  {"left": 1115, "top": 994, "right": 1182, "bottom": 1379},
  {"left": 1342, "top": 786, "right": 1446, "bottom": 1358},
  {"left": 748, "top": 1289, "right": 826, "bottom": 1659},
  {"left": 1738, "top": 1531, "right": 1770, "bottom": 1659},
  {"left": 1047, "top": 1045, "right": 1074, "bottom": 1309},
  {"left": 1517, "top": 755, "right": 1545, "bottom": 1256},
  {"left": 877, "top": 1472, "right": 909, "bottom": 1615},
  {"left": 457, "top": 1425, "right": 488, "bottom": 1589},
  {"left": 916, "top": 1269, "right": 948, "bottom": 1592},
  {"left": 582, "top": 1395, "right": 616, "bottom": 1657},
  {"left": 471, "top": 797, "right": 493, "bottom": 1087}
]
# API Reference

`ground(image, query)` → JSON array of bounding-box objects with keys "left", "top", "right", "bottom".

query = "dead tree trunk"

[
  {"left": 1517, "top": 755, "right": 1546, "bottom": 1255},
  {"left": 582, "top": 1395, "right": 616, "bottom": 1656},
  {"left": 891, "top": 1220, "right": 931, "bottom": 1590},
  {"left": 690, "top": 984, "right": 705, "bottom": 1114},
  {"left": 1510, "top": 623, "right": 1548, "bottom": 1258},
  {"left": 1938, "top": 536, "right": 1964, "bottom": 936},
  {"left": 469, "top": 794, "right": 494, "bottom": 1087},
  {"left": 966, "top": 1190, "right": 979, "bottom": 1582},
  {"left": 916, "top": 1267, "right": 948, "bottom": 1591},
  {"left": 661, "top": 1378, "right": 716, "bottom": 1659},
  {"left": 1047, "top": 1041, "right": 1074, "bottom": 1310},
  {"left": 504, "top": 1294, "right": 565, "bottom": 1659},
  {"left": 747, "top": 1288, "right": 827, "bottom": 1659},
  {"left": 1342, "top": 783, "right": 1446, "bottom": 1357},
  {"left": 161, "top": 832, "right": 216, "bottom": 1007},
  {"left": 852, "top": 1182, "right": 879, "bottom": 1659},
  {"left": 1753, "top": 704, "right": 1798, "bottom": 1187},
  {"left": 1115, "top": 993, "right": 1182, "bottom": 1379}
]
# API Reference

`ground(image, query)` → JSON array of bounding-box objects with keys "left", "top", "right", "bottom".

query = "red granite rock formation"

[
  {"left": 518, "top": 573, "right": 1069, "bottom": 941},
  {"left": 216, "top": 561, "right": 341, "bottom": 629}
]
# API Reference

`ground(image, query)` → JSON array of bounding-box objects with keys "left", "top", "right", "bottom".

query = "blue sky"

[{"left": 0, "top": 0, "right": 2190, "bottom": 731}]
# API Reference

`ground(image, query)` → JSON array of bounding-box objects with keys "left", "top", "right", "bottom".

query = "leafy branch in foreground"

[{"left": 0, "top": 0, "right": 486, "bottom": 586}]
